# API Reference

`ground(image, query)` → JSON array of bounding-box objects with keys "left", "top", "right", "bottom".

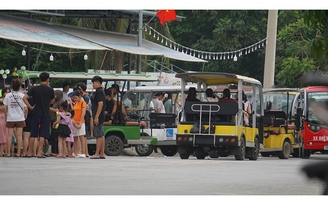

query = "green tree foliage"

[
  {"left": 275, "top": 11, "right": 328, "bottom": 87},
  {"left": 303, "top": 10, "right": 328, "bottom": 63},
  {"left": 169, "top": 10, "right": 268, "bottom": 82}
]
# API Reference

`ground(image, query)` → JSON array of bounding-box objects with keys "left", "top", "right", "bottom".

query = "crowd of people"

[{"left": 0, "top": 72, "right": 110, "bottom": 159}]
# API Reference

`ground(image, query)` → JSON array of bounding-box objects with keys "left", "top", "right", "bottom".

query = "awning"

[
  {"left": 49, "top": 22, "right": 206, "bottom": 63},
  {"left": 0, "top": 14, "right": 206, "bottom": 63},
  {"left": 0, "top": 15, "right": 107, "bottom": 50}
]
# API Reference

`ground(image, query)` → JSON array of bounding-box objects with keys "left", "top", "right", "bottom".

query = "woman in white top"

[{"left": 3, "top": 79, "right": 27, "bottom": 157}]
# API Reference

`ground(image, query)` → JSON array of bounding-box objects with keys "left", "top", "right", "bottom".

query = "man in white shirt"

[{"left": 123, "top": 93, "right": 133, "bottom": 108}]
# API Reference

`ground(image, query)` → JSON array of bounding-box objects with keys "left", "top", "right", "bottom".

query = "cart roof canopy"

[
  {"left": 27, "top": 71, "right": 159, "bottom": 82},
  {"left": 175, "top": 72, "right": 262, "bottom": 86}
]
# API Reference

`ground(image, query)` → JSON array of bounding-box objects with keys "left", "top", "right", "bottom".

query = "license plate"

[{"left": 324, "top": 146, "right": 328, "bottom": 150}]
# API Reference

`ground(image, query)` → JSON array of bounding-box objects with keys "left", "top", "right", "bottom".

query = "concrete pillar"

[{"left": 263, "top": 10, "right": 278, "bottom": 88}]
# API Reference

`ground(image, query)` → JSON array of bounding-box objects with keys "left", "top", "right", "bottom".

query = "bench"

[
  {"left": 149, "top": 113, "right": 177, "bottom": 128},
  {"left": 263, "top": 110, "right": 288, "bottom": 134},
  {"left": 182, "top": 101, "right": 239, "bottom": 125}
]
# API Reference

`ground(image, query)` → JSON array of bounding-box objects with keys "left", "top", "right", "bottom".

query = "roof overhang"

[
  {"left": 0, "top": 14, "right": 206, "bottom": 63},
  {"left": 0, "top": 14, "right": 108, "bottom": 50}
]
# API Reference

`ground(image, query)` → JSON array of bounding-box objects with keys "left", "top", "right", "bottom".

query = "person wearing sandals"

[
  {"left": 3, "top": 78, "right": 28, "bottom": 157},
  {"left": 23, "top": 72, "right": 55, "bottom": 158},
  {"left": 70, "top": 90, "right": 87, "bottom": 158},
  {"left": 53, "top": 101, "right": 74, "bottom": 158},
  {"left": 90, "top": 76, "right": 106, "bottom": 159}
]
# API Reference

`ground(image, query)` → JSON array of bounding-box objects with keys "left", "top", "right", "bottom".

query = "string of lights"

[
  {"left": 11, "top": 40, "right": 89, "bottom": 61},
  {"left": 144, "top": 25, "right": 267, "bottom": 61}
]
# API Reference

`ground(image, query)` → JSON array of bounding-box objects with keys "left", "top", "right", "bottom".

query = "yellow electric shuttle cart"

[
  {"left": 261, "top": 88, "right": 300, "bottom": 159},
  {"left": 175, "top": 72, "right": 264, "bottom": 160}
]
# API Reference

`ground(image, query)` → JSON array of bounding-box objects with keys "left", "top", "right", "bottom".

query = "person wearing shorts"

[
  {"left": 3, "top": 78, "right": 28, "bottom": 157},
  {"left": 71, "top": 90, "right": 87, "bottom": 158},
  {"left": 23, "top": 72, "right": 55, "bottom": 158},
  {"left": 90, "top": 76, "right": 106, "bottom": 159}
]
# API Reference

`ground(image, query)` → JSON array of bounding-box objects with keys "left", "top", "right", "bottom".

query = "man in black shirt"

[
  {"left": 23, "top": 72, "right": 55, "bottom": 158},
  {"left": 90, "top": 76, "right": 106, "bottom": 159},
  {"left": 104, "top": 89, "right": 115, "bottom": 123}
]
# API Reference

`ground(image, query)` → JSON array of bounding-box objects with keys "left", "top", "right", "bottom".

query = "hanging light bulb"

[
  {"left": 84, "top": 54, "right": 88, "bottom": 60},
  {"left": 153, "top": 32, "right": 156, "bottom": 38},
  {"left": 239, "top": 51, "right": 242, "bottom": 57},
  {"left": 227, "top": 54, "right": 230, "bottom": 59},
  {"left": 165, "top": 40, "right": 168, "bottom": 46},
  {"left": 157, "top": 36, "right": 159, "bottom": 41},
  {"left": 220, "top": 55, "right": 222, "bottom": 60},
  {"left": 255, "top": 46, "right": 257, "bottom": 50},
  {"left": 149, "top": 30, "right": 151, "bottom": 35},
  {"left": 50, "top": 54, "right": 54, "bottom": 61},
  {"left": 161, "top": 38, "right": 164, "bottom": 43},
  {"left": 223, "top": 55, "right": 226, "bottom": 60},
  {"left": 22, "top": 49, "right": 26, "bottom": 56},
  {"left": 233, "top": 55, "right": 237, "bottom": 62},
  {"left": 145, "top": 27, "right": 147, "bottom": 32}
]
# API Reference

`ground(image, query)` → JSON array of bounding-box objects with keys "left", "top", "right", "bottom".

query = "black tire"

[
  {"left": 178, "top": 146, "right": 190, "bottom": 159},
  {"left": 235, "top": 136, "right": 245, "bottom": 160},
  {"left": 195, "top": 148, "right": 207, "bottom": 159},
  {"left": 278, "top": 140, "right": 291, "bottom": 159},
  {"left": 249, "top": 137, "right": 260, "bottom": 160},
  {"left": 104, "top": 135, "right": 124, "bottom": 156},
  {"left": 160, "top": 146, "right": 178, "bottom": 157},
  {"left": 135, "top": 144, "right": 154, "bottom": 156},
  {"left": 261, "top": 152, "right": 271, "bottom": 157},
  {"left": 88, "top": 144, "right": 96, "bottom": 156}
]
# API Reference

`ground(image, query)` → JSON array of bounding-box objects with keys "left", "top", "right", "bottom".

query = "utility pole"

[
  {"left": 136, "top": 10, "right": 143, "bottom": 86},
  {"left": 263, "top": 10, "right": 278, "bottom": 88},
  {"left": 137, "top": 10, "right": 143, "bottom": 74}
]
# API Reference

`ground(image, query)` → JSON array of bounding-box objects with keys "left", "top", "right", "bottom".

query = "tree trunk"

[{"left": 114, "top": 51, "right": 125, "bottom": 73}]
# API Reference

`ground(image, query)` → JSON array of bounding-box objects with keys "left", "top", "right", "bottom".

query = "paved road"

[{"left": 0, "top": 153, "right": 326, "bottom": 196}]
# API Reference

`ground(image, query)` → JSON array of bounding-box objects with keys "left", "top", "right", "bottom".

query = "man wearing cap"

[
  {"left": 151, "top": 92, "right": 164, "bottom": 113},
  {"left": 90, "top": 76, "right": 106, "bottom": 159}
]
